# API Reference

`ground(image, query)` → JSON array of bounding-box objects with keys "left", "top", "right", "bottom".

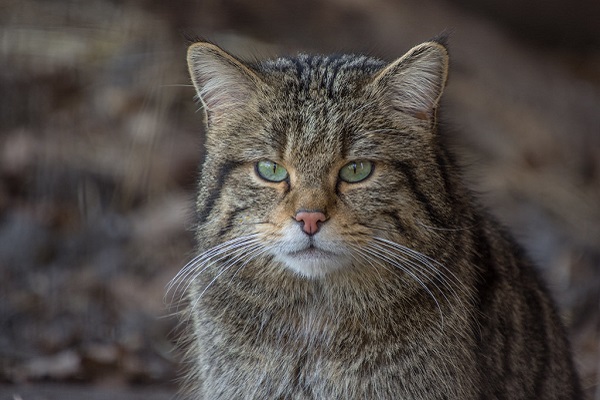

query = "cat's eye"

[
  {"left": 339, "top": 160, "right": 373, "bottom": 183},
  {"left": 256, "top": 160, "right": 289, "bottom": 182}
]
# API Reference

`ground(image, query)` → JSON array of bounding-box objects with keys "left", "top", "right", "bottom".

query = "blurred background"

[{"left": 1, "top": 0, "right": 598, "bottom": 398}]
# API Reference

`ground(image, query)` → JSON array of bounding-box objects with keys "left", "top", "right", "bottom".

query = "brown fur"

[{"left": 174, "top": 39, "right": 582, "bottom": 399}]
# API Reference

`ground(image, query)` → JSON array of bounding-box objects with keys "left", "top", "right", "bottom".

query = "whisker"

[
  {"left": 186, "top": 241, "right": 262, "bottom": 294},
  {"left": 346, "top": 242, "right": 391, "bottom": 280},
  {"left": 180, "top": 242, "right": 262, "bottom": 305},
  {"left": 168, "top": 235, "right": 258, "bottom": 292},
  {"left": 371, "top": 239, "right": 468, "bottom": 311},
  {"left": 166, "top": 235, "right": 261, "bottom": 305},
  {"left": 369, "top": 237, "right": 477, "bottom": 332},
  {"left": 186, "top": 240, "right": 267, "bottom": 309},
  {"left": 368, "top": 242, "right": 455, "bottom": 310},
  {"left": 415, "top": 219, "right": 479, "bottom": 232},
  {"left": 189, "top": 242, "right": 265, "bottom": 311},
  {"left": 190, "top": 263, "right": 238, "bottom": 311},
  {"left": 373, "top": 237, "right": 466, "bottom": 295},
  {"left": 168, "top": 240, "right": 260, "bottom": 304},
  {"left": 226, "top": 246, "right": 271, "bottom": 287},
  {"left": 361, "top": 243, "right": 445, "bottom": 327}
]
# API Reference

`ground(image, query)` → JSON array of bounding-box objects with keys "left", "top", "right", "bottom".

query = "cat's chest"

[
  {"left": 197, "top": 300, "right": 473, "bottom": 396},
  {"left": 197, "top": 317, "right": 474, "bottom": 399}
]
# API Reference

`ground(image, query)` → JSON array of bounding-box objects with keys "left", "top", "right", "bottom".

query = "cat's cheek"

[{"left": 246, "top": 170, "right": 292, "bottom": 214}]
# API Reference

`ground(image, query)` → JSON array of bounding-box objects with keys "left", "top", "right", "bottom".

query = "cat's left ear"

[
  {"left": 371, "top": 41, "right": 449, "bottom": 121},
  {"left": 187, "top": 41, "right": 262, "bottom": 127}
]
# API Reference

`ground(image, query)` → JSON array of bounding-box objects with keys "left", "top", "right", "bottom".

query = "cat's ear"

[
  {"left": 187, "top": 42, "right": 261, "bottom": 126},
  {"left": 371, "top": 41, "right": 449, "bottom": 121}
]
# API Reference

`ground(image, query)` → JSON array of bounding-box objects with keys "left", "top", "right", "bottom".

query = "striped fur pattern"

[{"left": 176, "top": 39, "right": 582, "bottom": 399}]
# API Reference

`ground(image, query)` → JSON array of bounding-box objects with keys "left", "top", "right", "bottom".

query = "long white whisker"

[
  {"left": 362, "top": 244, "right": 444, "bottom": 327},
  {"left": 180, "top": 243, "right": 262, "bottom": 306},
  {"left": 189, "top": 243, "right": 265, "bottom": 313},
  {"left": 190, "top": 263, "right": 238, "bottom": 311},
  {"left": 226, "top": 246, "right": 271, "bottom": 287},
  {"left": 415, "top": 218, "right": 481, "bottom": 232},
  {"left": 368, "top": 242, "right": 455, "bottom": 315},
  {"left": 167, "top": 235, "right": 261, "bottom": 305},
  {"left": 346, "top": 243, "right": 391, "bottom": 279},
  {"left": 187, "top": 241, "right": 262, "bottom": 296},
  {"left": 168, "top": 235, "right": 259, "bottom": 292},
  {"left": 370, "top": 241, "right": 452, "bottom": 290},
  {"left": 168, "top": 242, "right": 260, "bottom": 305},
  {"left": 374, "top": 237, "right": 466, "bottom": 296}
]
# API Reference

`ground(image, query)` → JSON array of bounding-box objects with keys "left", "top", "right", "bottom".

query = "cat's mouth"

[
  {"left": 288, "top": 246, "right": 334, "bottom": 259},
  {"left": 277, "top": 243, "right": 349, "bottom": 278}
]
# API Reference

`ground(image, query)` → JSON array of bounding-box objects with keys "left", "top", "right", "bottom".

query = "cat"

[{"left": 172, "top": 37, "right": 583, "bottom": 399}]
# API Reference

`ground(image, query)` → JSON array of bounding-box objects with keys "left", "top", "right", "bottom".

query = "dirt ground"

[{"left": 1, "top": 0, "right": 598, "bottom": 398}]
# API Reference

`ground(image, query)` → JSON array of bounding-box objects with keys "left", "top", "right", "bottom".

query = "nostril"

[{"left": 294, "top": 211, "right": 327, "bottom": 235}]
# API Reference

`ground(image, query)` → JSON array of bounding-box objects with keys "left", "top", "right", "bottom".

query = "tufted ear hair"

[
  {"left": 371, "top": 41, "right": 449, "bottom": 121},
  {"left": 187, "top": 41, "right": 261, "bottom": 126}
]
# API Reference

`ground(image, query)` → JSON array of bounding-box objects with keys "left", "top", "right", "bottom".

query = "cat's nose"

[{"left": 294, "top": 211, "right": 327, "bottom": 236}]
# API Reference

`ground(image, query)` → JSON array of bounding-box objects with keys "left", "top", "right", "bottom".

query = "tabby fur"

[{"left": 173, "top": 38, "right": 582, "bottom": 399}]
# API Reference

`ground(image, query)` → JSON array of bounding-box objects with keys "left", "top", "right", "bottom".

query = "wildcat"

[{"left": 173, "top": 38, "right": 582, "bottom": 399}]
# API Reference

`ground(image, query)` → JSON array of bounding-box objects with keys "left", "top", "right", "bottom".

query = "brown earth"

[{"left": 1, "top": 0, "right": 598, "bottom": 397}]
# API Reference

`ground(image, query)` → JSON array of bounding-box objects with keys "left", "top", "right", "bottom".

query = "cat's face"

[{"left": 188, "top": 42, "right": 450, "bottom": 279}]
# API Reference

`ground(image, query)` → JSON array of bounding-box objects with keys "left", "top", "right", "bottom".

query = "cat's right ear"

[
  {"left": 187, "top": 42, "right": 261, "bottom": 126},
  {"left": 370, "top": 41, "right": 449, "bottom": 122}
]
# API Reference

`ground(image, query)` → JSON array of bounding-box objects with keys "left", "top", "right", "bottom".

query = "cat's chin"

[{"left": 276, "top": 248, "right": 351, "bottom": 278}]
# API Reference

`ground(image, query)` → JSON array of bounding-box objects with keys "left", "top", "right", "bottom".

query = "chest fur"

[{"left": 190, "top": 295, "right": 477, "bottom": 399}]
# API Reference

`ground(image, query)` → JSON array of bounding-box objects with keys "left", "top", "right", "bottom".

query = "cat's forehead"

[
  {"left": 259, "top": 54, "right": 386, "bottom": 96},
  {"left": 254, "top": 54, "right": 386, "bottom": 162}
]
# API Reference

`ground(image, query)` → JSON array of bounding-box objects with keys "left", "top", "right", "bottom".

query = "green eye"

[
  {"left": 339, "top": 160, "right": 373, "bottom": 183},
  {"left": 256, "top": 160, "right": 288, "bottom": 182}
]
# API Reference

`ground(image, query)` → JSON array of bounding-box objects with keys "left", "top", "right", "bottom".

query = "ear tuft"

[
  {"left": 187, "top": 42, "right": 260, "bottom": 126},
  {"left": 372, "top": 42, "right": 449, "bottom": 121}
]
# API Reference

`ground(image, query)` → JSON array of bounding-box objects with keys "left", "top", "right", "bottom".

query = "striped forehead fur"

[{"left": 257, "top": 54, "right": 387, "bottom": 98}]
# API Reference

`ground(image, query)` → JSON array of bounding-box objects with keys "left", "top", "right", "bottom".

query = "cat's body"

[{"left": 176, "top": 39, "right": 582, "bottom": 399}]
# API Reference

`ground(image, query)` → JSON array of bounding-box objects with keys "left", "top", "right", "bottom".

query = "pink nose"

[{"left": 295, "top": 211, "right": 327, "bottom": 235}]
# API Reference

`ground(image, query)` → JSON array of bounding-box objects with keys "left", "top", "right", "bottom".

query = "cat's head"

[{"left": 187, "top": 40, "right": 452, "bottom": 279}]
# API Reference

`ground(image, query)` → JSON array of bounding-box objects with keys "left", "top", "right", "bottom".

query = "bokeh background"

[{"left": 1, "top": 0, "right": 599, "bottom": 398}]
